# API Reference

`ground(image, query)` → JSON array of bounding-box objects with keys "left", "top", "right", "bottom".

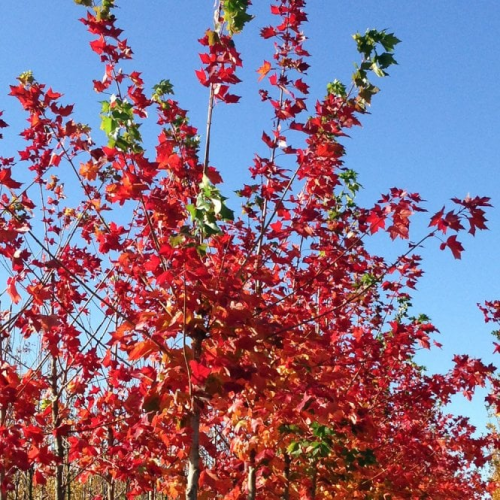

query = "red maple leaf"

[
  {"left": 190, "top": 360, "right": 211, "bottom": 385},
  {"left": 0, "top": 167, "right": 22, "bottom": 189},
  {"left": 440, "top": 235, "right": 465, "bottom": 259},
  {"left": 366, "top": 209, "right": 386, "bottom": 234}
]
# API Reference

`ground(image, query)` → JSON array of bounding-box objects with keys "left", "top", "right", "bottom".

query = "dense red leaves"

[
  {"left": 0, "top": 1, "right": 496, "bottom": 499},
  {"left": 196, "top": 30, "right": 243, "bottom": 103},
  {"left": 0, "top": 365, "right": 48, "bottom": 490}
]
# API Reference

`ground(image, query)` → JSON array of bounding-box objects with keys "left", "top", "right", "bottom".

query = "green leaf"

[
  {"left": 203, "top": 220, "right": 221, "bottom": 236},
  {"left": 169, "top": 234, "right": 184, "bottom": 247},
  {"left": 326, "top": 79, "right": 347, "bottom": 97},
  {"left": 152, "top": 79, "right": 174, "bottom": 100},
  {"left": 380, "top": 33, "right": 401, "bottom": 52},
  {"left": 100, "top": 116, "right": 114, "bottom": 135},
  {"left": 352, "top": 28, "right": 400, "bottom": 106},
  {"left": 371, "top": 63, "right": 386, "bottom": 78},
  {"left": 223, "top": 0, "right": 253, "bottom": 34},
  {"left": 212, "top": 197, "right": 222, "bottom": 215},
  {"left": 18, "top": 70, "right": 35, "bottom": 85},
  {"left": 376, "top": 52, "right": 398, "bottom": 69},
  {"left": 186, "top": 204, "right": 197, "bottom": 220},
  {"left": 197, "top": 243, "right": 207, "bottom": 256},
  {"left": 219, "top": 203, "right": 234, "bottom": 221},
  {"left": 279, "top": 423, "right": 302, "bottom": 434},
  {"left": 114, "top": 136, "right": 130, "bottom": 151}
]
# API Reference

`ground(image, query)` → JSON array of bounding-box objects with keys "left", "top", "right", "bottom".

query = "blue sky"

[{"left": 1, "top": 2, "right": 499, "bottom": 432}]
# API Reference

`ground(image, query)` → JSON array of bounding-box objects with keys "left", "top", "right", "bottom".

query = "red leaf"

[
  {"left": 260, "top": 26, "right": 276, "bottom": 39},
  {"left": 429, "top": 206, "right": 446, "bottom": 233},
  {"left": 222, "top": 93, "right": 240, "bottom": 104},
  {"left": 213, "top": 85, "right": 240, "bottom": 104},
  {"left": 23, "top": 425, "right": 44, "bottom": 443},
  {"left": 262, "top": 131, "right": 274, "bottom": 148},
  {"left": 0, "top": 168, "right": 22, "bottom": 189},
  {"left": 205, "top": 166, "right": 223, "bottom": 185},
  {"left": 443, "top": 235, "right": 464, "bottom": 259},
  {"left": 296, "top": 393, "right": 313, "bottom": 412},
  {"left": 294, "top": 78, "right": 309, "bottom": 94},
  {"left": 128, "top": 340, "right": 158, "bottom": 361},
  {"left": 28, "top": 445, "right": 56, "bottom": 465},
  {"left": 33, "top": 470, "right": 47, "bottom": 486},
  {"left": 190, "top": 360, "right": 211, "bottom": 384},
  {"left": 195, "top": 69, "right": 208, "bottom": 86},
  {"left": 366, "top": 209, "right": 386, "bottom": 234},
  {"left": 7, "top": 277, "right": 21, "bottom": 304},
  {"left": 89, "top": 36, "right": 106, "bottom": 55}
]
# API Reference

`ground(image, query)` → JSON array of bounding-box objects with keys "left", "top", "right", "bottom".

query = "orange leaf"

[
  {"left": 128, "top": 339, "right": 158, "bottom": 361},
  {"left": 257, "top": 60, "right": 272, "bottom": 81}
]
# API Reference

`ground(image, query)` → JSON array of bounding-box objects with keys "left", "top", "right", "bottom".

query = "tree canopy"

[{"left": 0, "top": 1, "right": 499, "bottom": 499}]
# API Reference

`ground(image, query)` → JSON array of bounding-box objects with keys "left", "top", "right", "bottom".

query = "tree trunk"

[
  {"left": 247, "top": 449, "right": 256, "bottom": 500},
  {"left": 28, "top": 467, "right": 33, "bottom": 500},
  {"left": 66, "top": 452, "right": 71, "bottom": 500},
  {"left": 309, "top": 461, "right": 317, "bottom": 500},
  {"left": 186, "top": 334, "right": 203, "bottom": 500},
  {"left": 283, "top": 453, "right": 291, "bottom": 500},
  {"left": 0, "top": 414, "right": 5, "bottom": 500},
  {"left": 107, "top": 427, "right": 115, "bottom": 500},
  {"left": 51, "top": 355, "right": 65, "bottom": 500},
  {"left": 0, "top": 337, "right": 6, "bottom": 500}
]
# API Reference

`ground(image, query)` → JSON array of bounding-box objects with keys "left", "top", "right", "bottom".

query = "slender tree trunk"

[
  {"left": 247, "top": 449, "right": 256, "bottom": 500},
  {"left": 186, "top": 334, "right": 203, "bottom": 500},
  {"left": 28, "top": 467, "right": 33, "bottom": 500},
  {"left": 282, "top": 453, "right": 291, "bottom": 500},
  {"left": 66, "top": 450, "right": 71, "bottom": 500},
  {"left": 186, "top": 394, "right": 201, "bottom": 499},
  {"left": 51, "top": 355, "right": 65, "bottom": 500},
  {"left": 0, "top": 411, "right": 5, "bottom": 500},
  {"left": 107, "top": 427, "right": 115, "bottom": 500},
  {"left": 309, "top": 461, "right": 317, "bottom": 500},
  {"left": 107, "top": 478, "right": 115, "bottom": 500},
  {"left": 13, "top": 472, "right": 18, "bottom": 500},
  {"left": 0, "top": 337, "right": 6, "bottom": 500}
]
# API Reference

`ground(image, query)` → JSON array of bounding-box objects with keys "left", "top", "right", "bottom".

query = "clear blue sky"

[{"left": 1, "top": 2, "right": 499, "bottom": 432}]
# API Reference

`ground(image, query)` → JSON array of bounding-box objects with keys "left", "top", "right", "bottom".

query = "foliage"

[{"left": 0, "top": 1, "right": 499, "bottom": 499}]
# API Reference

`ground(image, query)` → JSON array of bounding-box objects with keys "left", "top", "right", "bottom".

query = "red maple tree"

[{"left": 0, "top": 1, "right": 498, "bottom": 499}]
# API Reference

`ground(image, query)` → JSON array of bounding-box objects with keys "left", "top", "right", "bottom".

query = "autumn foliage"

[{"left": 0, "top": 1, "right": 499, "bottom": 499}]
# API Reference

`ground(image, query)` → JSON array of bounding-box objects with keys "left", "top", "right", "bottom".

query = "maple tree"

[{"left": 0, "top": 0, "right": 499, "bottom": 499}]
